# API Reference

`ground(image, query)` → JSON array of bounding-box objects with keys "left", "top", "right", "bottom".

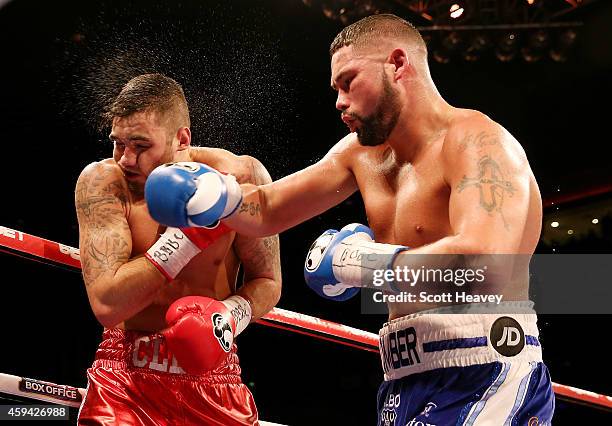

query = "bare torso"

[
  {"left": 112, "top": 148, "right": 250, "bottom": 331},
  {"left": 348, "top": 109, "right": 542, "bottom": 319}
]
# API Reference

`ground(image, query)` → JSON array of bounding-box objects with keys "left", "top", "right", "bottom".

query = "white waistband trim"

[{"left": 379, "top": 303, "right": 542, "bottom": 381}]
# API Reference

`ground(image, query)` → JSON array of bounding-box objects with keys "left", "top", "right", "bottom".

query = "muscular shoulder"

[
  {"left": 75, "top": 159, "right": 128, "bottom": 198},
  {"left": 323, "top": 132, "right": 363, "bottom": 168},
  {"left": 442, "top": 109, "right": 526, "bottom": 165},
  {"left": 445, "top": 110, "right": 501, "bottom": 146},
  {"left": 189, "top": 146, "right": 272, "bottom": 185},
  {"left": 328, "top": 133, "right": 359, "bottom": 154},
  {"left": 78, "top": 158, "right": 122, "bottom": 176},
  {"left": 75, "top": 159, "right": 130, "bottom": 221}
]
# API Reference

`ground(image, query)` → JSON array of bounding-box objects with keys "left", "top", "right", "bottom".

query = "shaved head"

[
  {"left": 105, "top": 73, "right": 190, "bottom": 140},
  {"left": 330, "top": 14, "right": 427, "bottom": 58}
]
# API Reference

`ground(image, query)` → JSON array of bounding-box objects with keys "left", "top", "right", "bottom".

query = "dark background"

[{"left": 0, "top": 0, "right": 611, "bottom": 424}]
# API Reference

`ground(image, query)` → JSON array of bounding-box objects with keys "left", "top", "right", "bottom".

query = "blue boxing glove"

[
  {"left": 303, "top": 224, "right": 374, "bottom": 301},
  {"left": 304, "top": 223, "right": 409, "bottom": 300},
  {"left": 145, "top": 162, "right": 242, "bottom": 228}
]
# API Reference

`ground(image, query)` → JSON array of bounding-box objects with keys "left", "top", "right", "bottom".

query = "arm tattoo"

[
  {"left": 238, "top": 235, "right": 280, "bottom": 279},
  {"left": 81, "top": 228, "right": 130, "bottom": 285},
  {"left": 458, "top": 131, "right": 500, "bottom": 153},
  {"left": 234, "top": 157, "right": 279, "bottom": 276},
  {"left": 76, "top": 167, "right": 131, "bottom": 285},
  {"left": 238, "top": 201, "right": 261, "bottom": 216},
  {"left": 236, "top": 157, "right": 269, "bottom": 217},
  {"left": 457, "top": 155, "right": 515, "bottom": 230}
]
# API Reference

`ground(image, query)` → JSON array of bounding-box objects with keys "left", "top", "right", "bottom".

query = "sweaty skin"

[
  {"left": 76, "top": 110, "right": 281, "bottom": 331},
  {"left": 224, "top": 44, "right": 542, "bottom": 320}
]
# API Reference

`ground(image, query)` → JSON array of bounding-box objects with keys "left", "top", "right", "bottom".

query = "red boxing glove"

[{"left": 163, "top": 295, "right": 252, "bottom": 375}]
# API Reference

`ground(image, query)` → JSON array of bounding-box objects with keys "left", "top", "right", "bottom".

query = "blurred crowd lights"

[
  {"left": 449, "top": 4, "right": 465, "bottom": 19},
  {"left": 304, "top": 0, "right": 581, "bottom": 63},
  {"left": 426, "top": 28, "right": 578, "bottom": 64},
  {"left": 550, "top": 218, "right": 600, "bottom": 229}
]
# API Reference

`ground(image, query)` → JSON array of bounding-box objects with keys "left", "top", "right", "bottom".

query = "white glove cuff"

[
  {"left": 332, "top": 235, "right": 407, "bottom": 286},
  {"left": 220, "top": 174, "right": 243, "bottom": 219},
  {"left": 222, "top": 295, "right": 253, "bottom": 336},
  {"left": 187, "top": 172, "right": 226, "bottom": 217},
  {"left": 145, "top": 228, "right": 201, "bottom": 280}
]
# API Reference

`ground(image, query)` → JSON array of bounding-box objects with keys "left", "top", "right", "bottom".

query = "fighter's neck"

[
  {"left": 387, "top": 101, "right": 454, "bottom": 162},
  {"left": 127, "top": 181, "right": 145, "bottom": 202}
]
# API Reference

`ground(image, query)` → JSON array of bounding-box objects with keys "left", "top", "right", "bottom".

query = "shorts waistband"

[
  {"left": 379, "top": 302, "right": 542, "bottom": 381},
  {"left": 92, "top": 328, "right": 241, "bottom": 378}
]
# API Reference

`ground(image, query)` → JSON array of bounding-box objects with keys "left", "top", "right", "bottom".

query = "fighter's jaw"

[{"left": 122, "top": 169, "right": 141, "bottom": 180}]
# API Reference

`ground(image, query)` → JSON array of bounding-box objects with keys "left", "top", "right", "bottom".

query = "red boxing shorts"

[{"left": 77, "top": 328, "right": 258, "bottom": 425}]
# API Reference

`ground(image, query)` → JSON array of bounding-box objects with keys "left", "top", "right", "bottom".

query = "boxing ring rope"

[{"left": 1, "top": 226, "right": 612, "bottom": 413}]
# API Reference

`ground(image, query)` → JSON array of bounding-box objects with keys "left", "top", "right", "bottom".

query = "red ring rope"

[{"left": 1, "top": 225, "right": 611, "bottom": 411}]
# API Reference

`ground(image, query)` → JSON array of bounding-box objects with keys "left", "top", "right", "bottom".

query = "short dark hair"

[
  {"left": 330, "top": 14, "right": 426, "bottom": 57},
  {"left": 104, "top": 73, "right": 190, "bottom": 129}
]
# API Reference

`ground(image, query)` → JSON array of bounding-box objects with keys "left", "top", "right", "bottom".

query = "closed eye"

[{"left": 344, "top": 76, "right": 354, "bottom": 90}]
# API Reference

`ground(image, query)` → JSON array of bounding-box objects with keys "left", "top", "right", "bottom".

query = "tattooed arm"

[
  {"left": 375, "top": 117, "right": 534, "bottom": 307},
  {"left": 232, "top": 157, "right": 282, "bottom": 319},
  {"left": 442, "top": 117, "right": 531, "bottom": 253},
  {"left": 396, "top": 116, "right": 531, "bottom": 260},
  {"left": 75, "top": 161, "right": 166, "bottom": 328}
]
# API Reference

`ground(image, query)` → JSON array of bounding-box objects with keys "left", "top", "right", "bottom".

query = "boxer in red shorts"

[{"left": 75, "top": 73, "right": 281, "bottom": 425}]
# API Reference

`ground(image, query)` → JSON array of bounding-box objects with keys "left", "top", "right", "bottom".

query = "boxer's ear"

[
  {"left": 388, "top": 48, "right": 409, "bottom": 81},
  {"left": 177, "top": 127, "right": 191, "bottom": 151}
]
